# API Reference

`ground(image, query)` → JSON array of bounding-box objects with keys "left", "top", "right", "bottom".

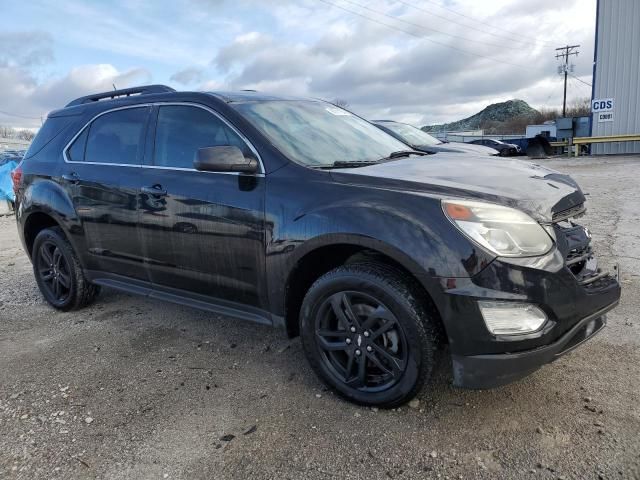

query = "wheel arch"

[
  {"left": 19, "top": 178, "right": 83, "bottom": 259},
  {"left": 281, "top": 236, "right": 446, "bottom": 342},
  {"left": 23, "top": 211, "right": 61, "bottom": 257}
]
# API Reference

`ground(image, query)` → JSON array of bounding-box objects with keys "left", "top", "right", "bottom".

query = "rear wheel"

[
  {"left": 300, "top": 263, "right": 437, "bottom": 407},
  {"left": 32, "top": 227, "right": 99, "bottom": 311}
]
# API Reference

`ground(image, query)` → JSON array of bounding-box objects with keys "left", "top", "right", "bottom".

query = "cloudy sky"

[{"left": 1, "top": 0, "right": 596, "bottom": 128}]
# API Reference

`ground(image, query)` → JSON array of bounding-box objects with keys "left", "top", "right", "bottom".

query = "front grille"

[
  {"left": 552, "top": 203, "right": 586, "bottom": 223},
  {"left": 555, "top": 216, "right": 615, "bottom": 291}
]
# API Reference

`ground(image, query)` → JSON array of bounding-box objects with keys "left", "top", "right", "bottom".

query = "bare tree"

[
  {"left": 0, "top": 126, "right": 15, "bottom": 139},
  {"left": 532, "top": 97, "right": 591, "bottom": 123},
  {"left": 16, "top": 129, "right": 35, "bottom": 141},
  {"left": 331, "top": 98, "right": 349, "bottom": 109},
  {"left": 565, "top": 97, "right": 591, "bottom": 117}
]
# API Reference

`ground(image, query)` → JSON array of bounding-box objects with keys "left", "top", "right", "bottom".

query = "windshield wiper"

[
  {"left": 314, "top": 160, "right": 382, "bottom": 169},
  {"left": 387, "top": 150, "right": 428, "bottom": 159},
  {"left": 314, "top": 151, "right": 428, "bottom": 169}
]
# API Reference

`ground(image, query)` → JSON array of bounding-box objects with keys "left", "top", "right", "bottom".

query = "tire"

[
  {"left": 299, "top": 263, "right": 437, "bottom": 408},
  {"left": 31, "top": 226, "right": 100, "bottom": 311}
]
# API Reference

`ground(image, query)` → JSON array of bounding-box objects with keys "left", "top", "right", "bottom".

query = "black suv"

[{"left": 12, "top": 85, "right": 620, "bottom": 407}]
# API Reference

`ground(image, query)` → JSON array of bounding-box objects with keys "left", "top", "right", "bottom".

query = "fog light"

[{"left": 478, "top": 301, "right": 547, "bottom": 335}]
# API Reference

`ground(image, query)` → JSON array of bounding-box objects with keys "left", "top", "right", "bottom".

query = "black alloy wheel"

[
  {"left": 36, "top": 240, "right": 72, "bottom": 305},
  {"left": 314, "top": 291, "right": 409, "bottom": 392},
  {"left": 31, "top": 226, "right": 99, "bottom": 311},
  {"left": 300, "top": 263, "right": 437, "bottom": 407}
]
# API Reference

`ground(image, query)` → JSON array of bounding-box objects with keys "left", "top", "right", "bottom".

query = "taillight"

[{"left": 11, "top": 163, "right": 23, "bottom": 196}]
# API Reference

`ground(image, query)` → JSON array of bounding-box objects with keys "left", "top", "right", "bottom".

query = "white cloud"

[
  {"left": 2, "top": 0, "right": 597, "bottom": 128},
  {"left": 170, "top": 67, "right": 205, "bottom": 85},
  {"left": 0, "top": 62, "right": 151, "bottom": 127},
  {"left": 204, "top": 0, "right": 596, "bottom": 125}
]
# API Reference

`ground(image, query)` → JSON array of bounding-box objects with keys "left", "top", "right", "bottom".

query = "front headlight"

[{"left": 442, "top": 199, "right": 554, "bottom": 257}]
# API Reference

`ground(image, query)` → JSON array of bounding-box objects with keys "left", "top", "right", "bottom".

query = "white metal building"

[{"left": 591, "top": 0, "right": 640, "bottom": 154}]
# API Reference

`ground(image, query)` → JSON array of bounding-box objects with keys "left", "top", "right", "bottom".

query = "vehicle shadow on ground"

[{"left": 93, "top": 287, "right": 556, "bottom": 415}]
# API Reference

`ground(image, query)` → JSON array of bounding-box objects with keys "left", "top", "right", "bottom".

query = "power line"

[
  {"left": 393, "top": 0, "right": 554, "bottom": 48},
  {"left": 318, "top": 0, "right": 533, "bottom": 70},
  {"left": 336, "top": 0, "right": 524, "bottom": 50},
  {"left": 404, "top": 0, "right": 557, "bottom": 47},
  {"left": 0, "top": 110, "right": 43, "bottom": 121},
  {"left": 568, "top": 73, "right": 592, "bottom": 87}
]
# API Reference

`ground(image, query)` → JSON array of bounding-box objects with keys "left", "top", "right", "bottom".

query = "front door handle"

[
  {"left": 62, "top": 172, "right": 80, "bottom": 184},
  {"left": 141, "top": 185, "right": 168, "bottom": 197}
]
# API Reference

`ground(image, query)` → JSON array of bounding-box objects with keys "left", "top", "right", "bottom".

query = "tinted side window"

[
  {"left": 67, "top": 128, "right": 88, "bottom": 162},
  {"left": 25, "top": 116, "right": 76, "bottom": 159},
  {"left": 84, "top": 107, "right": 149, "bottom": 165},
  {"left": 154, "top": 105, "right": 248, "bottom": 169}
]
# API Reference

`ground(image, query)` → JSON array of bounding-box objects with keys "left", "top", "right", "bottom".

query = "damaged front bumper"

[
  {"left": 451, "top": 300, "right": 617, "bottom": 389},
  {"left": 439, "top": 206, "right": 622, "bottom": 389}
]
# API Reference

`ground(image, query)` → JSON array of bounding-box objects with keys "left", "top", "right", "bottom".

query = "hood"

[
  {"left": 330, "top": 154, "right": 585, "bottom": 223},
  {"left": 417, "top": 142, "right": 498, "bottom": 155}
]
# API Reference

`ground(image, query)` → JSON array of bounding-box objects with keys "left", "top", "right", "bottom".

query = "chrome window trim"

[
  {"left": 62, "top": 102, "right": 265, "bottom": 176},
  {"left": 63, "top": 104, "right": 151, "bottom": 167}
]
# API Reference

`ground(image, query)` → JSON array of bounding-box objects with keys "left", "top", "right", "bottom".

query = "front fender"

[{"left": 264, "top": 165, "right": 495, "bottom": 317}]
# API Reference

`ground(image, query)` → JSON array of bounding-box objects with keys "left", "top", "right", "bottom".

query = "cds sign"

[{"left": 591, "top": 98, "right": 614, "bottom": 112}]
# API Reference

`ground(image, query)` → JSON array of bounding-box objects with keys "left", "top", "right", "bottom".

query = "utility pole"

[{"left": 555, "top": 45, "right": 580, "bottom": 117}]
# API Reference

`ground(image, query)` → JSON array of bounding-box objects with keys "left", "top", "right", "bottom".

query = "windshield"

[
  {"left": 379, "top": 122, "right": 442, "bottom": 147},
  {"left": 231, "top": 100, "right": 410, "bottom": 167}
]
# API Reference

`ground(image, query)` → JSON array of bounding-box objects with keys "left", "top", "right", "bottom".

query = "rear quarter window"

[
  {"left": 66, "top": 128, "right": 88, "bottom": 162},
  {"left": 24, "top": 116, "right": 76, "bottom": 159}
]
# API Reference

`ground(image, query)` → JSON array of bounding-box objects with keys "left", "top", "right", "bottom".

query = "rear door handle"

[
  {"left": 141, "top": 185, "right": 167, "bottom": 196},
  {"left": 62, "top": 172, "right": 80, "bottom": 184}
]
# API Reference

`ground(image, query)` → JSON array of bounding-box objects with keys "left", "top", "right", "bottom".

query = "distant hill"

[{"left": 422, "top": 99, "right": 539, "bottom": 133}]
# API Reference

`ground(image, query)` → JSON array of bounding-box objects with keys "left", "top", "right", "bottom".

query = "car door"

[
  {"left": 138, "top": 104, "right": 267, "bottom": 309},
  {"left": 63, "top": 105, "right": 151, "bottom": 281}
]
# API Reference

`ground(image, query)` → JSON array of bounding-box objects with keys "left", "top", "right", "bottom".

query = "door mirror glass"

[{"left": 194, "top": 146, "right": 258, "bottom": 173}]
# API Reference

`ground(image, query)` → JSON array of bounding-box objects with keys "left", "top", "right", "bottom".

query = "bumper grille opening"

[
  {"left": 553, "top": 210, "right": 616, "bottom": 292},
  {"left": 566, "top": 246, "right": 590, "bottom": 275},
  {"left": 579, "top": 271, "right": 617, "bottom": 291},
  {"left": 552, "top": 203, "right": 586, "bottom": 223}
]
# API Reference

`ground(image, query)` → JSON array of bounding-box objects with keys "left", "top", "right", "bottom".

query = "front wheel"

[{"left": 300, "top": 263, "right": 437, "bottom": 408}]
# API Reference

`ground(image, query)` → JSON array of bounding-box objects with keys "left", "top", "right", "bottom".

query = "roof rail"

[{"left": 65, "top": 84, "right": 176, "bottom": 107}]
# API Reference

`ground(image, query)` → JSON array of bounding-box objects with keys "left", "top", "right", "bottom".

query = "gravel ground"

[{"left": 1, "top": 155, "right": 639, "bottom": 480}]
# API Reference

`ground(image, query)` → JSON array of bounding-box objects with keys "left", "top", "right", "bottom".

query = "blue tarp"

[{"left": 0, "top": 160, "right": 18, "bottom": 202}]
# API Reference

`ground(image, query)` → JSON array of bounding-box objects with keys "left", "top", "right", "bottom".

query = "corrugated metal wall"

[{"left": 592, "top": 0, "right": 640, "bottom": 154}]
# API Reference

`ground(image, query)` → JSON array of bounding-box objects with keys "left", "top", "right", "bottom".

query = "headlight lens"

[{"left": 442, "top": 199, "right": 553, "bottom": 257}]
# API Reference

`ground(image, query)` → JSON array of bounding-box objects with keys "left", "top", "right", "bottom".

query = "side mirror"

[{"left": 194, "top": 146, "right": 258, "bottom": 174}]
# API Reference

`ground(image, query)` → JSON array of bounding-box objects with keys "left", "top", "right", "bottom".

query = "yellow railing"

[{"left": 571, "top": 134, "right": 640, "bottom": 157}]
